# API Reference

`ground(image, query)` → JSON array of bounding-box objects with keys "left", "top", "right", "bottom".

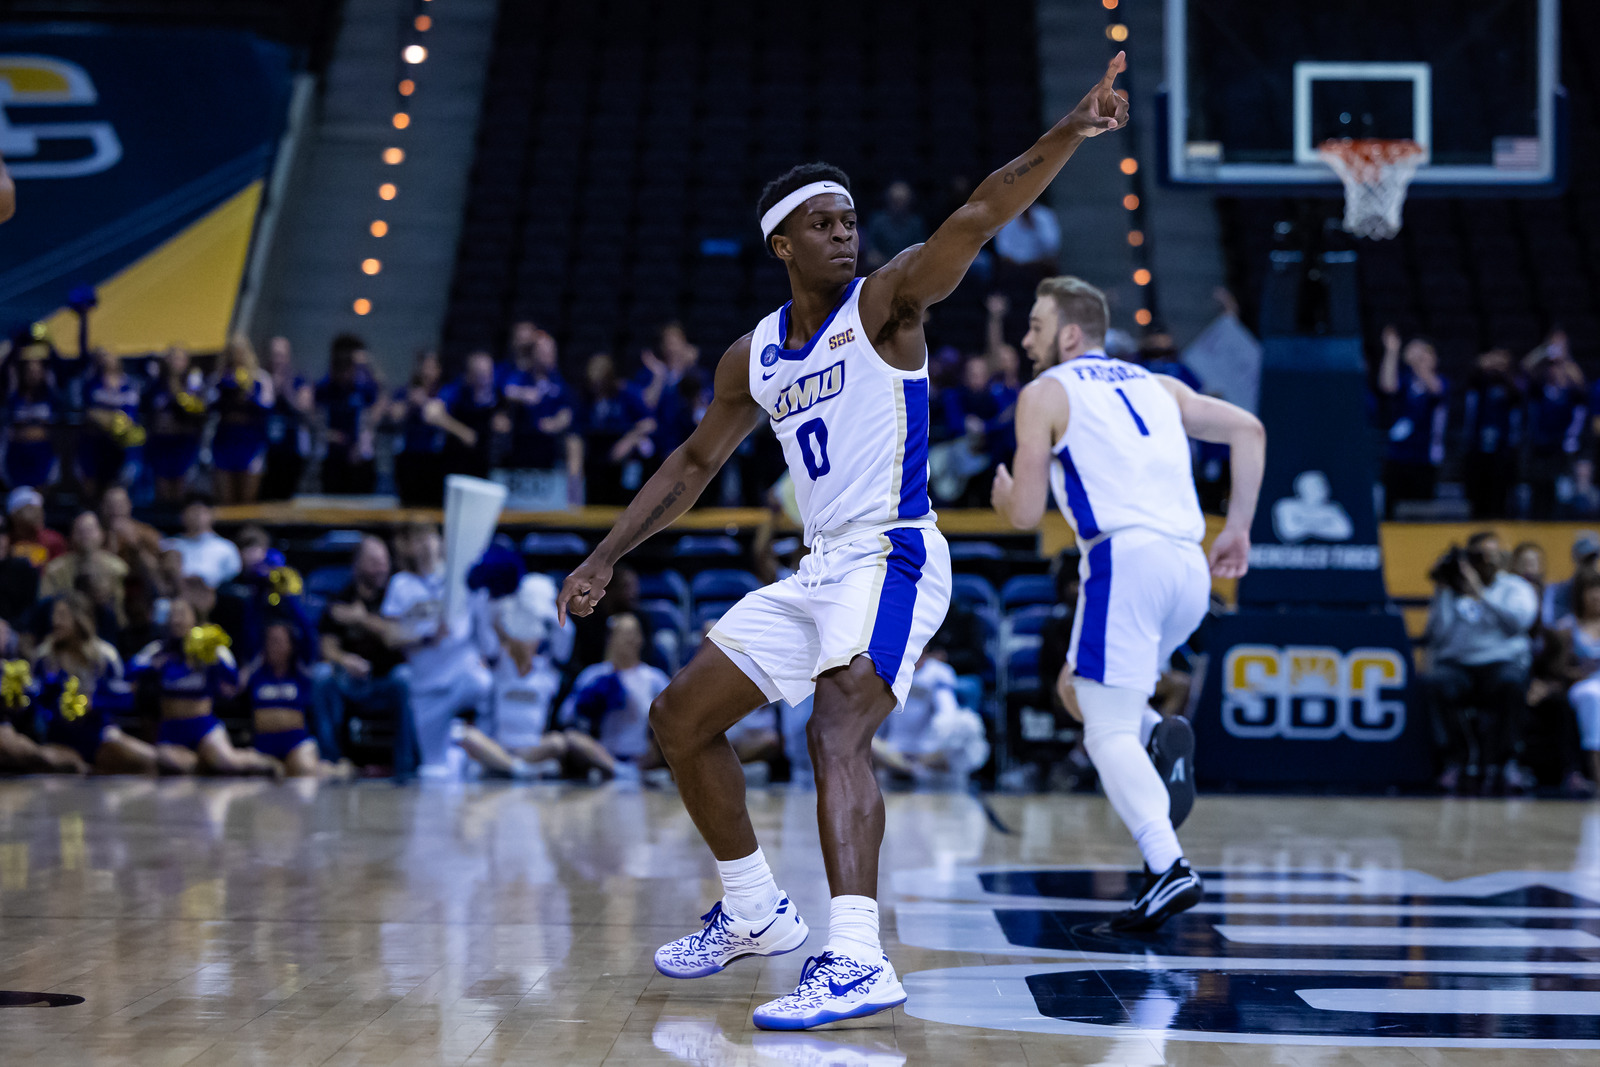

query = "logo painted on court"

[{"left": 892, "top": 865, "right": 1600, "bottom": 1049}]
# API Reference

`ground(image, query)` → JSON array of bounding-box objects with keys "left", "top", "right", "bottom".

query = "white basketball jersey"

[
  {"left": 491, "top": 653, "right": 561, "bottom": 748},
  {"left": 749, "top": 278, "right": 933, "bottom": 545},
  {"left": 1041, "top": 353, "right": 1206, "bottom": 544}
]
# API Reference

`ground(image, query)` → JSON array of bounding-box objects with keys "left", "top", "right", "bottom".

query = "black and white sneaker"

[
  {"left": 1147, "top": 715, "right": 1196, "bottom": 830},
  {"left": 1109, "top": 859, "right": 1203, "bottom": 932}
]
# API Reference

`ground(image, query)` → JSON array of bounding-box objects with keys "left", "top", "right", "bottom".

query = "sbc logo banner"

[{"left": 1192, "top": 609, "right": 1427, "bottom": 787}]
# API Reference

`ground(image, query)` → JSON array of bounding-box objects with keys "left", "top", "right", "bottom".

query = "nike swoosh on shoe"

[{"left": 828, "top": 969, "right": 880, "bottom": 998}]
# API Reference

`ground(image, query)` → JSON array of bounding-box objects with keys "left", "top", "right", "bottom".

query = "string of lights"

[
  {"left": 1103, "top": 0, "right": 1155, "bottom": 328},
  {"left": 356, "top": 0, "right": 434, "bottom": 317}
]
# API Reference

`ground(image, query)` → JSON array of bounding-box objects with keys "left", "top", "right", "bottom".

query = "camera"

[{"left": 1430, "top": 546, "right": 1472, "bottom": 593}]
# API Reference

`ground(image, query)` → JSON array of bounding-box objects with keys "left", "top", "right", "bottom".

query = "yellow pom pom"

[
  {"left": 109, "top": 410, "right": 147, "bottom": 447},
  {"left": 1, "top": 660, "right": 32, "bottom": 709},
  {"left": 234, "top": 366, "right": 252, "bottom": 390},
  {"left": 267, "top": 566, "right": 303, "bottom": 607},
  {"left": 176, "top": 391, "right": 206, "bottom": 415},
  {"left": 184, "top": 625, "right": 231, "bottom": 666},
  {"left": 59, "top": 676, "right": 89, "bottom": 722}
]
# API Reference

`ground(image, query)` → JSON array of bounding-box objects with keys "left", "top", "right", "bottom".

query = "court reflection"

[{"left": 653, "top": 1016, "right": 908, "bottom": 1066}]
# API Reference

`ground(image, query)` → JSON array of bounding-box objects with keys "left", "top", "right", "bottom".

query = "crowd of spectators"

[
  {"left": 1373, "top": 326, "right": 1600, "bottom": 519},
  {"left": 0, "top": 485, "right": 994, "bottom": 785},
  {"left": 1418, "top": 530, "right": 1600, "bottom": 796}
]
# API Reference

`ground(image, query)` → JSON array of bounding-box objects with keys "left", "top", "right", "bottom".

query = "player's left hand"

[
  {"left": 990, "top": 463, "right": 1015, "bottom": 516},
  {"left": 1208, "top": 524, "right": 1250, "bottom": 579},
  {"left": 1065, "top": 51, "right": 1129, "bottom": 137}
]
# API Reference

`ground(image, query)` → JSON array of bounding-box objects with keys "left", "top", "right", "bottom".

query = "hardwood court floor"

[{"left": 0, "top": 777, "right": 1597, "bottom": 1065}]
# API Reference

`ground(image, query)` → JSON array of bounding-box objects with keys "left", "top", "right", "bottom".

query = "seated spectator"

[
  {"left": 456, "top": 576, "right": 613, "bottom": 779},
  {"left": 244, "top": 622, "right": 349, "bottom": 777},
  {"left": 261, "top": 337, "right": 315, "bottom": 501},
  {"left": 99, "top": 486, "right": 163, "bottom": 580},
  {"left": 1542, "top": 532, "right": 1600, "bottom": 625},
  {"left": 559, "top": 612, "right": 669, "bottom": 771},
  {"left": 1556, "top": 572, "right": 1600, "bottom": 795},
  {"left": 77, "top": 347, "right": 144, "bottom": 502},
  {"left": 993, "top": 202, "right": 1061, "bottom": 274},
  {"left": 0, "top": 525, "right": 39, "bottom": 628},
  {"left": 33, "top": 592, "right": 163, "bottom": 774},
  {"left": 381, "top": 524, "right": 492, "bottom": 775},
  {"left": 387, "top": 351, "right": 451, "bottom": 507},
  {"left": 1375, "top": 327, "right": 1449, "bottom": 517},
  {"left": 1459, "top": 348, "right": 1522, "bottom": 519},
  {"left": 1523, "top": 345, "right": 1586, "bottom": 519},
  {"left": 209, "top": 335, "right": 275, "bottom": 505},
  {"left": 4, "top": 349, "right": 61, "bottom": 492},
  {"left": 580, "top": 353, "right": 655, "bottom": 505},
  {"left": 7, "top": 486, "right": 65, "bottom": 568},
  {"left": 126, "top": 598, "right": 275, "bottom": 775},
  {"left": 42, "top": 511, "right": 130, "bottom": 624},
  {"left": 872, "top": 647, "right": 989, "bottom": 783},
  {"left": 930, "top": 356, "right": 1002, "bottom": 506},
  {"left": 215, "top": 526, "right": 317, "bottom": 665},
  {"left": 161, "top": 493, "right": 241, "bottom": 588},
  {"left": 143, "top": 345, "right": 208, "bottom": 503},
  {"left": 863, "top": 180, "right": 926, "bottom": 270},
  {"left": 316, "top": 334, "right": 380, "bottom": 495},
  {"left": 1510, "top": 541, "right": 1547, "bottom": 589},
  {"left": 439, "top": 351, "right": 505, "bottom": 480},
  {"left": 313, "top": 535, "right": 415, "bottom": 775},
  {"left": 570, "top": 564, "right": 661, "bottom": 672},
  {"left": 1, "top": 616, "right": 88, "bottom": 774},
  {"left": 1418, "top": 532, "right": 1540, "bottom": 795}
]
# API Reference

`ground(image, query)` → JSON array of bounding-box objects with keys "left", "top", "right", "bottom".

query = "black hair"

[
  {"left": 1466, "top": 530, "right": 1499, "bottom": 551},
  {"left": 756, "top": 162, "right": 852, "bottom": 254},
  {"left": 182, "top": 490, "right": 216, "bottom": 510}
]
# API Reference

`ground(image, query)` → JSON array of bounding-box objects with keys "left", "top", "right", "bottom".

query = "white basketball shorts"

[
  {"left": 709, "top": 523, "right": 952, "bottom": 708},
  {"left": 1070, "top": 527, "right": 1211, "bottom": 696}
]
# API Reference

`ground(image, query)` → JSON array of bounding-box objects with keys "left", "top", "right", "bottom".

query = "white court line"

[
  {"left": 1216, "top": 925, "right": 1600, "bottom": 948},
  {"left": 1298, "top": 987, "right": 1600, "bottom": 1015}
]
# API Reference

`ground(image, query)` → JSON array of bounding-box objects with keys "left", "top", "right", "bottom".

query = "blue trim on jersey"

[
  {"left": 1075, "top": 539, "right": 1112, "bottom": 683},
  {"left": 775, "top": 278, "right": 862, "bottom": 359},
  {"left": 1054, "top": 443, "right": 1100, "bottom": 539},
  {"left": 866, "top": 528, "right": 927, "bottom": 690},
  {"left": 1115, "top": 388, "right": 1150, "bottom": 435},
  {"left": 898, "top": 378, "right": 930, "bottom": 518}
]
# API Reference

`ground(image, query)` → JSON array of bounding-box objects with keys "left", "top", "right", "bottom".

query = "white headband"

[{"left": 760, "top": 181, "right": 854, "bottom": 242}]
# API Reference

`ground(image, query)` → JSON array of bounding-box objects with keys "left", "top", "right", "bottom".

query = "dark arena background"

[{"left": 2, "top": 0, "right": 1600, "bottom": 1062}]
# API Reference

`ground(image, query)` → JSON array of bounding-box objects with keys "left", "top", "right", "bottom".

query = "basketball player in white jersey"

[
  {"left": 557, "top": 56, "right": 1130, "bottom": 1029},
  {"left": 993, "top": 276, "right": 1265, "bottom": 931}
]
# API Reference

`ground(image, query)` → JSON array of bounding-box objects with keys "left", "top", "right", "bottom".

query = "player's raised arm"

[
  {"left": 861, "top": 52, "right": 1127, "bottom": 329},
  {"left": 992, "top": 377, "right": 1069, "bottom": 530},
  {"left": 557, "top": 336, "right": 766, "bottom": 623},
  {"left": 1156, "top": 377, "right": 1266, "bottom": 579}
]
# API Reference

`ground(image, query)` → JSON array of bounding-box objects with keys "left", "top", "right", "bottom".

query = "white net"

[{"left": 1317, "top": 139, "right": 1426, "bottom": 240}]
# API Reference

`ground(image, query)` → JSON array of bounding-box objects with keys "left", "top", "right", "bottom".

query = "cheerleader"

[
  {"left": 78, "top": 348, "right": 145, "bottom": 501},
  {"left": 144, "top": 346, "right": 208, "bottom": 502},
  {"left": 245, "top": 622, "right": 349, "bottom": 777},
  {"left": 34, "top": 592, "right": 177, "bottom": 774},
  {"left": 208, "top": 335, "right": 274, "bottom": 505},
  {"left": 3, "top": 345, "right": 61, "bottom": 492},
  {"left": 127, "top": 597, "right": 276, "bottom": 774}
]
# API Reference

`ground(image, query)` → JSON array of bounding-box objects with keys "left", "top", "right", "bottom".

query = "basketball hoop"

[{"left": 1317, "top": 139, "right": 1426, "bottom": 240}]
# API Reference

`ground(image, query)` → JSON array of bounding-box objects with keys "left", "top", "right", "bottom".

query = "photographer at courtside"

[{"left": 1418, "top": 532, "right": 1541, "bottom": 795}]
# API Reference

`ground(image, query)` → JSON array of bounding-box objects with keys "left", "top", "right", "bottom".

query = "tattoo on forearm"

[
  {"left": 633, "top": 480, "right": 687, "bottom": 542},
  {"left": 1010, "top": 154, "right": 1046, "bottom": 181}
]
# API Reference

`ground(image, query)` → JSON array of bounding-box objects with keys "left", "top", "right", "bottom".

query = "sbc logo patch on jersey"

[{"left": 760, "top": 344, "right": 781, "bottom": 368}]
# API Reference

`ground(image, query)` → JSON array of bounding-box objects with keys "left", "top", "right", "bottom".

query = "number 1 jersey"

[
  {"left": 1040, "top": 353, "right": 1206, "bottom": 545},
  {"left": 749, "top": 278, "right": 934, "bottom": 547}
]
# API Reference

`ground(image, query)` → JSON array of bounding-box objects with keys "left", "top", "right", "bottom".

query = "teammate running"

[
  {"left": 992, "top": 275, "right": 1266, "bottom": 931},
  {"left": 558, "top": 55, "right": 1130, "bottom": 1030}
]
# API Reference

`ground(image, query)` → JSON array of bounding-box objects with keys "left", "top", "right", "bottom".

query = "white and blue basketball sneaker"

[
  {"left": 751, "top": 951, "right": 906, "bottom": 1031},
  {"left": 654, "top": 895, "right": 809, "bottom": 979}
]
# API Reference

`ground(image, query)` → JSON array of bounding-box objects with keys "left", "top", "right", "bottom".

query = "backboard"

[{"left": 1162, "top": 0, "right": 1562, "bottom": 192}]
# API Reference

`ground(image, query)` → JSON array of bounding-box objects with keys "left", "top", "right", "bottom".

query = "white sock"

[
  {"left": 1139, "top": 708, "right": 1162, "bottom": 749},
  {"left": 717, "top": 847, "right": 780, "bottom": 922},
  {"left": 1076, "top": 678, "right": 1185, "bottom": 873},
  {"left": 827, "top": 895, "right": 881, "bottom": 965}
]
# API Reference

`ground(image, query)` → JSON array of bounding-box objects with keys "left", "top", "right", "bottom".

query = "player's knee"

[{"left": 649, "top": 690, "right": 692, "bottom": 754}]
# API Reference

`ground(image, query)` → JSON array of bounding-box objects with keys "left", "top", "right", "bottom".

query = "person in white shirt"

[
  {"left": 456, "top": 575, "right": 613, "bottom": 779},
  {"left": 380, "top": 524, "right": 492, "bottom": 775},
  {"left": 559, "top": 612, "right": 670, "bottom": 767},
  {"left": 873, "top": 649, "right": 988, "bottom": 782},
  {"left": 994, "top": 203, "right": 1062, "bottom": 270},
  {"left": 160, "top": 492, "right": 241, "bottom": 588}
]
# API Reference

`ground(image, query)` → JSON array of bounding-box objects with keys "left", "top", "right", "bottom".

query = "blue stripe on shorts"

[
  {"left": 1075, "top": 538, "right": 1113, "bottom": 683},
  {"left": 866, "top": 528, "right": 927, "bottom": 690}
]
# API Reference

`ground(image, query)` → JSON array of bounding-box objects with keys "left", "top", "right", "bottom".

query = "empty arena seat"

[
  {"left": 951, "top": 573, "right": 1000, "bottom": 617},
  {"left": 1000, "top": 574, "right": 1057, "bottom": 611},
  {"left": 311, "top": 529, "right": 366, "bottom": 552},
  {"left": 304, "top": 565, "right": 353, "bottom": 598},
  {"left": 1002, "top": 641, "right": 1041, "bottom": 693},
  {"left": 1003, "top": 604, "right": 1052, "bottom": 640},
  {"left": 673, "top": 534, "right": 742, "bottom": 557},
  {"left": 691, "top": 569, "right": 762, "bottom": 604},
  {"left": 521, "top": 532, "right": 589, "bottom": 557},
  {"left": 638, "top": 570, "right": 690, "bottom": 610},
  {"left": 948, "top": 540, "right": 1005, "bottom": 561}
]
